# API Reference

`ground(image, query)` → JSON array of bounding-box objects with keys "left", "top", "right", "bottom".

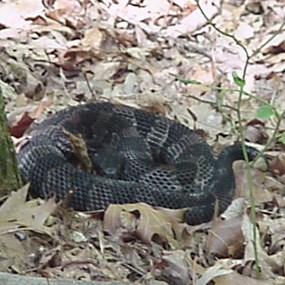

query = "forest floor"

[{"left": 0, "top": 0, "right": 285, "bottom": 284}]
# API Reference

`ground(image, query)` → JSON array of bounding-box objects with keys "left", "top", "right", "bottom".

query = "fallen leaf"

[
  {"left": 0, "top": 0, "right": 43, "bottom": 29},
  {"left": 206, "top": 215, "right": 244, "bottom": 258},
  {"left": 270, "top": 153, "right": 285, "bottom": 176},
  {"left": 0, "top": 233, "right": 27, "bottom": 272},
  {"left": 158, "top": 250, "right": 190, "bottom": 285},
  {"left": 196, "top": 264, "right": 232, "bottom": 285},
  {"left": 10, "top": 100, "right": 52, "bottom": 138},
  {"left": 9, "top": 111, "right": 34, "bottom": 138},
  {"left": 103, "top": 203, "right": 189, "bottom": 247},
  {"left": 62, "top": 128, "right": 93, "bottom": 172},
  {"left": 0, "top": 184, "right": 57, "bottom": 235},
  {"left": 81, "top": 28, "right": 105, "bottom": 51},
  {"left": 164, "top": 0, "right": 221, "bottom": 37},
  {"left": 213, "top": 270, "right": 275, "bottom": 285},
  {"left": 245, "top": 119, "right": 268, "bottom": 144}
]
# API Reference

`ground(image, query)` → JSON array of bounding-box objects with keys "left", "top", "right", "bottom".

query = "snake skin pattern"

[{"left": 18, "top": 102, "right": 259, "bottom": 224}]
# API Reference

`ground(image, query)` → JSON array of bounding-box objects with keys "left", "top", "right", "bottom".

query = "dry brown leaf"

[
  {"left": 270, "top": 153, "right": 285, "bottom": 177},
  {"left": 241, "top": 215, "right": 280, "bottom": 280},
  {"left": 103, "top": 203, "right": 189, "bottom": 246},
  {"left": 62, "top": 128, "right": 93, "bottom": 172},
  {"left": 0, "top": 233, "right": 27, "bottom": 272},
  {"left": 81, "top": 28, "right": 105, "bottom": 51},
  {"left": 10, "top": 111, "right": 34, "bottom": 138},
  {"left": 45, "top": 7, "right": 79, "bottom": 28},
  {"left": 0, "top": 48, "right": 46, "bottom": 100},
  {"left": 206, "top": 216, "right": 244, "bottom": 258},
  {"left": 0, "top": 184, "right": 57, "bottom": 235},
  {"left": 212, "top": 270, "right": 276, "bottom": 285},
  {"left": 196, "top": 264, "right": 232, "bottom": 285},
  {"left": 159, "top": 250, "right": 190, "bottom": 285},
  {"left": 245, "top": 119, "right": 268, "bottom": 144},
  {"left": 10, "top": 101, "right": 52, "bottom": 138},
  {"left": 259, "top": 217, "right": 285, "bottom": 257},
  {"left": 57, "top": 48, "right": 97, "bottom": 71}
]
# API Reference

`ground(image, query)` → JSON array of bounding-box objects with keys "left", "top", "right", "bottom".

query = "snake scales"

[{"left": 18, "top": 102, "right": 258, "bottom": 224}]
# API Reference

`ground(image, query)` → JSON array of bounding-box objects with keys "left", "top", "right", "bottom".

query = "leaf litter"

[{"left": 0, "top": 0, "right": 284, "bottom": 284}]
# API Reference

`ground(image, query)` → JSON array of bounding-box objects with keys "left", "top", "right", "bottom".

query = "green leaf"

[
  {"left": 232, "top": 71, "right": 245, "bottom": 88},
  {"left": 256, "top": 105, "right": 275, "bottom": 119},
  {"left": 278, "top": 132, "right": 285, "bottom": 145}
]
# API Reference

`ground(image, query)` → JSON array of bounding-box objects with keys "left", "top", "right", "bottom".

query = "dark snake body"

[{"left": 18, "top": 102, "right": 258, "bottom": 224}]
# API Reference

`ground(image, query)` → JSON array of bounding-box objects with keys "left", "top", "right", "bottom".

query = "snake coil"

[{"left": 18, "top": 102, "right": 259, "bottom": 224}]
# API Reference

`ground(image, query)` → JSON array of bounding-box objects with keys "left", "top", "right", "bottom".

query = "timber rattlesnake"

[{"left": 18, "top": 102, "right": 258, "bottom": 224}]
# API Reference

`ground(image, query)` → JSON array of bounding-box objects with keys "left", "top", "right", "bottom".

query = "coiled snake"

[{"left": 18, "top": 102, "right": 258, "bottom": 224}]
